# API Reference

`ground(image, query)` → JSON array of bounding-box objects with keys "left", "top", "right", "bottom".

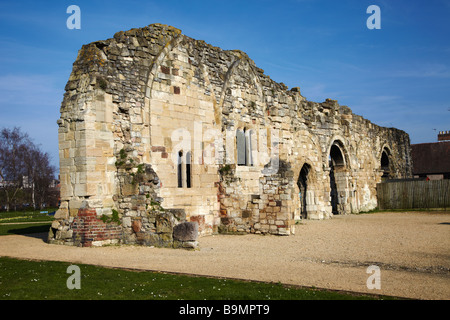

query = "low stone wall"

[
  {"left": 217, "top": 161, "right": 295, "bottom": 235},
  {"left": 48, "top": 206, "right": 199, "bottom": 249},
  {"left": 48, "top": 162, "right": 199, "bottom": 249},
  {"left": 48, "top": 207, "right": 121, "bottom": 247}
]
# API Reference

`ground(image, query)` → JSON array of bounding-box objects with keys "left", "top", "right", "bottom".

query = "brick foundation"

[{"left": 72, "top": 208, "right": 122, "bottom": 247}]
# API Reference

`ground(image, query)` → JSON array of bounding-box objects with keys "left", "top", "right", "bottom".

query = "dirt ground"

[{"left": 0, "top": 211, "right": 449, "bottom": 300}]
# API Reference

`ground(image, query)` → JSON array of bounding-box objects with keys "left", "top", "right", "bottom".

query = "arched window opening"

[
  {"left": 237, "top": 128, "right": 254, "bottom": 166},
  {"left": 328, "top": 141, "right": 347, "bottom": 215},
  {"left": 381, "top": 148, "right": 390, "bottom": 179},
  {"left": 177, "top": 151, "right": 183, "bottom": 188},
  {"left": 237, "top": 129, "right": 245, "bottom": 166},
  {"left": 329, "top": 144, "right": 345, "bottom": 167},
  {"left": 186, "top": 151, "right": 192, "bottom": 188},
  {"left": 245, "top": 129, "right": 254, "bottom": 166},
  {"left": 297, "top": 163, "right": 311, "bottom": 219},
  {"left": 177, "top": 150, "right": 192, "bottom": 188}
]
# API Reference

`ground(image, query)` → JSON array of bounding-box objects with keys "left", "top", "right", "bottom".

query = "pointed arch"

[
  {"left": 144, "top": 34, "right": 183, "bottom": 101},
  {"left": 327, "top": 137, "right": 352, "bottom": 215},
  {"left": 143, "top": 32, "right": 183, "bottom": 153},
  {"left": 297, "top": 162, "right": 312, "bottom": 219},
  {"left": 380, "top": 145, "right": 392, "bottom": 179},
  {"left": 327, "top": 138, "right": 350, "bottom": 169},
  {"left": 218, "top": 55, "right": 269, "bottom": 123}
]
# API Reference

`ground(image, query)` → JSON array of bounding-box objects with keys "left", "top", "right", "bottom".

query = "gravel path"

[{"left": 1, "top": 211, "right": 449, "bottom": 300}]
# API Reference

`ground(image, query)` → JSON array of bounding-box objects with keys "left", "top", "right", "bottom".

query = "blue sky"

[{"left": 1, "top": 0, "right": 449, "bottom": 169}]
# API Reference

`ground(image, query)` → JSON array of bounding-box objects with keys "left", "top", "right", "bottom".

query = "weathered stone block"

[
  {"left": 173, "top": 222, "right": 199, "bottom": 241},
  {"left": 132, "top": 219, "right": 142, "bottom": 233},
  {"left": 122, "top": 216, "right": 131, "bottom": 228},
  {"left": 156, "top": 213, "right": 173, "bottom": 234}
]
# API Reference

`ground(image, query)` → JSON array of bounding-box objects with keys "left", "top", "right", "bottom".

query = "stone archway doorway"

[
  {"left": 381, "top": 148, "right": 391, "bottom": 180},
  {"left": 297, "top": 163, "right": 311, "bottom": 219},
  {"left": 329, "top": 142, "right": 347, "bottom": 215}
]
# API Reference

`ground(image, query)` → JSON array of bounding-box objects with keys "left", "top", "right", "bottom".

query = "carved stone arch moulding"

[{"left": 326, "top": 135, "right": 352, "bottom": 170}]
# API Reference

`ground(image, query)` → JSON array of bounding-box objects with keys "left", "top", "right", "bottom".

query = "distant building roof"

[
  {"left": 438, "top": 130, "right": 450, "bottom": 141},
  {"left": 411, "top": 141, "right": 450, "bottom": 175}
]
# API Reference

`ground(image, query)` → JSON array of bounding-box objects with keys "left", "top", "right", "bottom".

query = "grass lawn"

[
  {"left": 0, "top": 208, "right": 55, "bottom": 236},
  {"left": 0, "top": 257, "right": 393, "bottom": 300},
  {"left": 0, "top": 208, "right": 56, "bottom": 223}
]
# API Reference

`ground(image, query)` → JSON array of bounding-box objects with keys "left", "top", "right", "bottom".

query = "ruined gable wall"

[
  {"left": 147, "top": 35, "right": 225, "bottom": 235},
  {"left": 53, "top": 24, "right": 412, "bottom": 245}
]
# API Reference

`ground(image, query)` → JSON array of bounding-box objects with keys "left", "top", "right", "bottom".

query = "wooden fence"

[{"left": 377, "top": 179, "right": 450, "bottom": 210}]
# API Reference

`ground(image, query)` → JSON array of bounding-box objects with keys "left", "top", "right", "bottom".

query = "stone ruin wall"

[{"left": 50, "top": 24, "right": 412, "bottom": 247}]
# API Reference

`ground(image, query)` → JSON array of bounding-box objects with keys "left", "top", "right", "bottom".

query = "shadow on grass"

[{"left": 0, "top": 223, "right": 50, "bottom": 241}]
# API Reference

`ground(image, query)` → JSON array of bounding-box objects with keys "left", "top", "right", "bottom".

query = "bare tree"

[
  {"left": 0, "top": 127, "right": 56, "bottom": 211},
  {"left": 23, "top": 146, "right": 56, "bottom": 209},
  {"left": 0, "top": 127, "right": 29, "bottom": 211}
]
